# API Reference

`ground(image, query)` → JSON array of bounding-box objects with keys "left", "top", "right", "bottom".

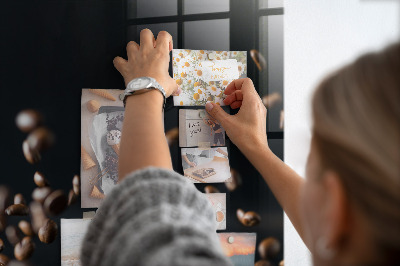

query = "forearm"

[
  {"left": 118, "top": 90, "right": 172, "bottom": 180},
  {"left": 240, "top": 141, "right": 305, "bottom": 239}
]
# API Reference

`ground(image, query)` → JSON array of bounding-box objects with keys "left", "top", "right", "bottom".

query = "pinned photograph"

[
  {"left": 218, "top": 233, "right": 257, "bottom": 266},
  {"left": 206, "top": 193, "right": 227, "bottom": 230},
  {"left": 179, "top": 109, "right": 225, "bottom": 147},
  {"left": 181, "top": 147, "right": 230, "bottom": 183},
  {"left": 81, "top": 89, "right": 124, "bottom": 208},
  {"left": 172, "top": 49, "right": 247, "bottom": 106},
  {"left": 61, "top": 219, "right": 92, "bottom": 266}
]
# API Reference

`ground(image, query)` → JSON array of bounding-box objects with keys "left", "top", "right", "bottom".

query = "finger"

[
  {"left": 205, "top": 102, "right": 231, "bottom": 128},
  {"left": 172, "top": 85, "right": 182, "bottom": 96},
  {"left": 223, "top": 90, "right": 243, "bottom": 105},
  {"left": 140, "top": 29, "right": 155, "bottom": 51},
  {"left": 126, "top": 41, "right": 139, "bottom": 58},
  {"left": 230, "top": 101, "right": 242, "bottom": 109},
  {"left": 113, "top": 56, "right": 127, "bottom": 74},
  {"left": 156, "top": 31, "right": 173, "bottom": 53},
  {"left": 224, "top": 78, "right": 256, "bottom": 96}
]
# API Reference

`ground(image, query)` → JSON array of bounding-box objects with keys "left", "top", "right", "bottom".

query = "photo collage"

[{"left": 77, "top": 49, "right": 258, "bottom": 265}]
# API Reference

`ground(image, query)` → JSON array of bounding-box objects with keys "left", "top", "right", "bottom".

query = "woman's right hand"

[{"left": 205, "top": 78, "right": 269, "bottom": 154}]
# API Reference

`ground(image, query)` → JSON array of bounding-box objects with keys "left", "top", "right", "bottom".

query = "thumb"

[
  {"left": 113, "top": 56, "right": 127, "bottom": 74},
  {"left": 205, "top": 102, "right": 230, "bottom": 127}
]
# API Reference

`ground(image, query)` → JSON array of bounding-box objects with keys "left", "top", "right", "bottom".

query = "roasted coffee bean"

[
  {"left": 18, "top": 221, "right": 33, "bottom": 237},
  {"left": 38, "top": 219, "right": 57, "bottom": 244},
  {"left": 72, "top": 175, "right": 80, "bottom": 196},
  {"left": 262, "top": 92, "right": 282, "bottom": 109},
  {"left": 43, "top": 190, "right": 67, "bottom": 216},
  {"left": 31, "top": 187, "right": 52, "bottom": 204},
  {"left": 67, "top": 189, "right": 77, "bottom": 206},
  {"left": 0, "top": 238, "right": 4, "bottom": 252},
  {"left": 204, "top": 185, "right": 220, "bottom": 194},
  {"left": 5, "top": 226, "right": 22, "bottom": 246},
  {"left": 5, "top": 205, "right": 29, "bottom": 216},
  {"left": 242, "top": 211, "right": 261, "bottom": 227},
  {"left": 0, "top": 186, "right": 11, "bottom": 232},
  {"left": 236, "top": 209, "right": 261, "bottom": 227},
  {"left": 255, "top": 260, "right": 272, "bottom": 266},
  {"left": 250, "top": 49, "right": 267, "bottom": 71},
  {"left": 165, "top": 128, "right": 179, "bottom": 146},
  {"left": 13, "top": 194, "right": 25, "bottom": 205},
  {"left": 15, "top": 109, "right": 43, "bottom": 133},
  {"left": 14, "top": 237, "right": 35, "bottom": 261},
  {"left": 8, "top": 260, "right": 34, "bottom": 266},
  {"left": 22, "top": 140, "right": 41, "bottom": 164},
  {"left": 0, "top": 254, "right": 10, "bottom": 266},
  {"left": 258, "top": 237, "right": 281, "bottom": 260},
  {"left": 236, "top": 208, "right": 245, "bottom": 220},
  {"left": 33, "top": 172, "right": 49, "bottom": 187},
  {"left": 29, "top": 202, "right": 47, "bottom": 234},
  {"left": 225, "top": 169, "right": 242, "bottom": 192},
  {"left": 27, "top": 127, "right": 55, "bottom": 152}
]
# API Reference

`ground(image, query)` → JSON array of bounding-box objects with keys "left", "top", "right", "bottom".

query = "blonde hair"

[{"left": 312, "top": 43, "right": 400, "bottom": 264}]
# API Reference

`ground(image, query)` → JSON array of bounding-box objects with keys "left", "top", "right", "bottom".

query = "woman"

[
  {"left": 81, "top": 29, "right": 400, "bottom": 266},
  {"left": 203, "top": 117, "right": 225, "bottom": 146}
]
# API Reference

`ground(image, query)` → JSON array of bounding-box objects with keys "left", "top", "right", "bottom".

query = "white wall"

[{"left": 284, "top": 1, "right": 399, "bottom": 265}]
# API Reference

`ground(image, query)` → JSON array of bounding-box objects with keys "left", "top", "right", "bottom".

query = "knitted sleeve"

[{"left": 80, "top": 167, "right": 232, "bottom": 266}]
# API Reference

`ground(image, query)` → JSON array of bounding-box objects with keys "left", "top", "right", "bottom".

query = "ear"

[{"left": 322, "top": 171, "right": 350, "bottom": 250}]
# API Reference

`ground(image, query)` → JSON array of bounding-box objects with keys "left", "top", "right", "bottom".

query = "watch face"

[{"left": 130, "top": 77, "right": 151, "bottom": 90}]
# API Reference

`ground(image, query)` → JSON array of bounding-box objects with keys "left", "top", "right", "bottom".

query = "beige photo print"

[
  {"left": 181, "top": 147, "right": 230, "bottom": 183},
  {"left": 80, "top": 89, "right": 124, "bottom": 208}
]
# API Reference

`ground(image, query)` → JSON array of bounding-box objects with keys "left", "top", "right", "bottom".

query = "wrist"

[
  {"left": 125, "top": 89, "right": 164, "bottom": 110},
  {"left": 240, "top": 135, "right": 271, "bottom": 158}
]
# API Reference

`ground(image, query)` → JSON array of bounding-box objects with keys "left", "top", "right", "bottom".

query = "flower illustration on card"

[{"left": 173, "top": 49, "right": 247, "bottom": 106}]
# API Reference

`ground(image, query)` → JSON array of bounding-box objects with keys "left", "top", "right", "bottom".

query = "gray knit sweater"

[{"left": 81, "top": 167, "right": 232, "bottom": 266}]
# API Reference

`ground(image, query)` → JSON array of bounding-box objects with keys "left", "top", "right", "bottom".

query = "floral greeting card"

[{"left": 172, "top": 49, "right": 247, "bottom": 106}]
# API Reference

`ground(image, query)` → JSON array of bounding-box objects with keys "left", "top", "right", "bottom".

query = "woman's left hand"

[{"left": 113, "top": 29, "right": 180, "bottom": 97}]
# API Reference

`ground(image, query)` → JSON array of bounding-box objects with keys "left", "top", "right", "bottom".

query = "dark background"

[{"left": 0, "top": 0, "right": 284, "bottom": 265}]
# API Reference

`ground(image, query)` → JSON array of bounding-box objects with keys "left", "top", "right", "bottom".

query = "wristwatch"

[{"left": 119, "top": 77, "right": 166, "bottom": 109}]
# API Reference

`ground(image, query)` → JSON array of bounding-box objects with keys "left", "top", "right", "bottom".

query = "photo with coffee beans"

[{"left": 80, "top": 89, "right": 124, "bottom": 208}]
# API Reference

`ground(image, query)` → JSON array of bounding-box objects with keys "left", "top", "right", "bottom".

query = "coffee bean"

[
  {"left": 43, "top": 190, "right": 67, "bottom": 216},
  {"left": 14, "top": 237, "right": 35, "bottom": 261},
  {"left": 204, "top": 185, "right": 220, "bottom": 194},
  {"left": 18, "top": 221, "right": 33, "bottom": 237},
  {"left": 31, "top": 187, "right": 52, "bottom": 204},
  {"left": 15, "top": 109, "right": 43, "bottom": 133},
  {"left": 0, "top": 238, "right": 4, "bottom": 252},
  {"left": 258, "top": 237, "right": 281, "bottom": 260},
  {"left": 33, "top": 171, "right": 49, "bottom": 187},
  {"left": 29, "top": 202, "right": 47, "bottom": 234},
  {"left": 5, "top": 226, "right": 22, "bottom": 246},
  {"left": 250, "top": 49, "right": 267, "bottom": 71},
  {"left": 0, "top": 254, "right": 10, "bottom": 266},
  {"left": 236, "top": 208, "right": 245, "bottom": 221},
  {"left": 8, "top": 260, "right": 34, "bottom": 266},
  {"left": 72, "top": 175, "right": 80, "bottom": 196},
  {"left": 38, "top": 219, "right": 57, "bottom": 244},
  {"left": 5, "top": 204, "right": 29, "bottom": 216},
  {"left": 0, "top": 186, "right": 11, "bottom": 232},
  {"left": 22, "top": 140, "right": 41, "bottom": 164},
  {"left": 67, "top": 189, "right": 77, "bottom": 206},
  {"left": 255, "top": 260, "right": 272, "bottom": 266},
  {"left": 27, "top": 127, "right": 55, "bottom": 152},
  {"left": 225, "top": 169, "right": 242, "bottom": 192},
  {"left": 242, "top": 211, "right": 261, "bottom": 227},
  {"left": 13, "top": 194, "right": 26, "bottom": 205},
  {"left": 236, "top": 209, "right": 261, "bottom": 227},
  {"left": 165, "top": 128, "right": 179, "bottom": 146}
]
